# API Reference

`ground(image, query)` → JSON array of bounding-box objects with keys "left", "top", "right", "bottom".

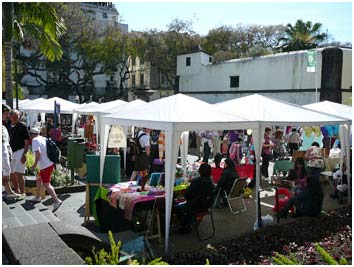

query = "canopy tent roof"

[
  {"left": 21, "top": 97, "right": 80, "bottom": 114},
  {"left": 303, "top": 101, "right": 352, "bottom": 121},
  {"left": 214, "top": 94, "right": 348, "bottom": 126},
  {"left": 73, "top": 99, "right": 127, "bottom": 115},
  {"left": 103, "top": 99, "right": 146, "bottom": 116},
  {"left": 19, "top": 98, "right": 46, "bottom": 110},
  {"left": 102, "top": 93, "right": 258, "bottom": 131}
]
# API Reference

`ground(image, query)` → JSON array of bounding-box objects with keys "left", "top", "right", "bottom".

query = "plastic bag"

[{"left": 253, "top": 214, "right": 274, "bottom": 230}]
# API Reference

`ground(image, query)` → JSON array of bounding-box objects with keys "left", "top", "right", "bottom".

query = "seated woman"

[
  {"left": 174, "top": 163, "right": 214, "bottom": 232},
  {"left": 280, "top": 175, "right": 323, "bottom": 218},
  {"left": 214, "top": 158, "right": 239, "bottom": 207},
  {"left": 287, "top": 157, "right": 307, "bottom": 195}
]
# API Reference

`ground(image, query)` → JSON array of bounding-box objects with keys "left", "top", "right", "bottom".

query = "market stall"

[
  {"left": 214, "top": 94, "right": 350, "bottom": 218},
  {"left": 100, "top": 93, "right": 259, "bottom": 253}
]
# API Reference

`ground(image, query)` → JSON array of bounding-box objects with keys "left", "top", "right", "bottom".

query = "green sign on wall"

[{"left": 307, "top": 50, "right": 317, "bottom": 72}]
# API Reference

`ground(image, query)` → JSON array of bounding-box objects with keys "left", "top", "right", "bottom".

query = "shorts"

[
  {"left": 10, "top": 148, "right": 26, "bottom": 174},
  {"left": 2, "top": 153, "right": 11, "bottom": 177},
  {"left": 39, "top": 164, "right": 54, "bottom": 184}
]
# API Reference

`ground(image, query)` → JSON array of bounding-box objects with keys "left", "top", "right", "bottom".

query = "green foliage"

[
  {"left": 13, "top": 2, "right": 66, "bottom": 62},
  {"left": 339, "top": 257, "right": 348, "bottom": 265},
  {"left": 85, "top": 231, "right": 169, "bottom": 265},
  {"left": 271, "top": 252, "right": 297, "bottom": 265},
  {"left": 277, "top": 19, "right": 328, "bottom": 52},
  {"left": 271, "top": 244, "right": 349, "bottom": 265},
  {"left": 25, "top": 151, "right": 39, "bottom": 174},
  {"left": 315, "top": 243, "right": 338, "bottom": 265}
]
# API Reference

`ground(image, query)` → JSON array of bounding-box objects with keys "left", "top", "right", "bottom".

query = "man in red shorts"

[{"left": 29, "top": 127, "right": 62, "bottom": 212}]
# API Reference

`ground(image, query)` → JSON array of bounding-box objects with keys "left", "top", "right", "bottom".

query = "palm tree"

[
  {"left": 278, "top": 19, "right": 327, "bottom": 52},
  {"left": 3, "top": 2, "right": 66, "bottom": 107}
]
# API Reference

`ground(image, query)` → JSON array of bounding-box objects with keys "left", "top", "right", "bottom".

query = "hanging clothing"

[{"left": 158, "top": 131, "right": 165, "bottom": 159}]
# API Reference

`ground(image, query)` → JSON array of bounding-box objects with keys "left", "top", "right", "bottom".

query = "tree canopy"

[{"left": 277, "top": 19, "right": 328, "bottom": 52}]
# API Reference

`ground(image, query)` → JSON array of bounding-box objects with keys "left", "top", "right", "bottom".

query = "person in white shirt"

[
  {"left": 2, "top": 104, "right": 21, "bottom": 200},
  {"left": 29, "top": 127, "right": 62, "bottom": 211}
]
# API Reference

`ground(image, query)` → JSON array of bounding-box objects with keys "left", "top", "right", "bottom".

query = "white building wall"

[{"left": 177, "top": 48, "right": 352, "bottom": 105}]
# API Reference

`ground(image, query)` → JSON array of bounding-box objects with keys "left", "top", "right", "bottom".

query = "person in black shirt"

[
  {"left": 214, "top": 158, "right": 239, "bottom": 207},
  {"left": 175, "top": 163, "right": 214, "bottom": 232},
  {"left": 9, "top": 110, "right": 30, "bottom": 197}
]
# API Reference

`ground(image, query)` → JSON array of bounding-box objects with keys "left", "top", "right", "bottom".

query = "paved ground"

[{"left": 50, "top": 178, "right": 347, "bottom": 257}]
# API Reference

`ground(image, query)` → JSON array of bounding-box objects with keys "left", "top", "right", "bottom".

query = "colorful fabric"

[
  {"left": 305, "top": 146, "right": 325, "bottom": 168},
  {"left": 158, "top": 131, "right": 165, "bottom": 159}
]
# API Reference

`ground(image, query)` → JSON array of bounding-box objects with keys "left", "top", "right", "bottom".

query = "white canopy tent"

[
  {"left": 22, "top": 97, "right": 80, "bottom": 130},
  {"left": 102, "top": 99, "right": 147, "bottom": 169},
  {"left": 303, "top": 101, "right": 352, "bottom": 122},
  {"left": 215, "top": 94, "right": 351, "bottom": 209},
  {"left": 303, "top": 100, "right": 352, "bottom": 201},
  {"left": 73, "top": 99, "right": 127, "bottom": 144},
  {"left": 100, "top": 94, "right": 259, "bottom": 253},
  {"left": 18, "top": 98, "right": 47, "bottom": 127},
  {"left": 22, "top": 97, "right": 80, "bottom": 114}
]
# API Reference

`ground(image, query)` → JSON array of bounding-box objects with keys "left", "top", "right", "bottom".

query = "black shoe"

[{"left": 279, "top": 210, "right": 287, "bottom": 218}]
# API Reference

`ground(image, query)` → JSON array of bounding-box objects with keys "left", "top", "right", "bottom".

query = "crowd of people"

[{"left": 2, "top": 104, "right": 62, "bottom": 211}]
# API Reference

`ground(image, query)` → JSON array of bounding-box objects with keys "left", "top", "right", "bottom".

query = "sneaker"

[
  {"left": 30, "top": 197, "right": 42, "bottom": 203},
  {"left": 5, "top": 193, "right": 21, "bottom": 200},
  {"left": 17, "top": 193, "right": 26, "bottom": 200},
  {"left": 52, "top": 200, "right": 63, "bottom": 212}
]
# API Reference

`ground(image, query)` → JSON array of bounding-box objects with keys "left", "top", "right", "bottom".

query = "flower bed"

[{"left": 163, "top": 206, "right": 351, "bottom": 265}]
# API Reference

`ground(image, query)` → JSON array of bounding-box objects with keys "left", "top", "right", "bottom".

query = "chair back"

[
  {"left": 158, "top": 172, "right": 165, "bottom": 186},
  {"left": 149, "top": 173, "right": 161, "bottom": 187},
  {"left": 228, "top": 178, "right": 248, "bottom": 198}
]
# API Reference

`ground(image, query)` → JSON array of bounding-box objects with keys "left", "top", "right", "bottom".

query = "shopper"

[{"left": 29, "top": 127, "right": 63, "bottom": 211}]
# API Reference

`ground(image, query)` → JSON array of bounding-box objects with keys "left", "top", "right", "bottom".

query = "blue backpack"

[{"left": 46, "top": 138, "right": 61, "bottom": 164}]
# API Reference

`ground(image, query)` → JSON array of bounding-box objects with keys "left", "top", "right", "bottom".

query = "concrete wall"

[{"left": 177, "top": 48, "right": 351, "bottom": 105}]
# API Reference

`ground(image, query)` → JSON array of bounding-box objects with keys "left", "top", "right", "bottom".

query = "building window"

[
  {"left": 140, "top": 74, "right": 144, "bottom": 86},
  {"left": 112, "top": 15, "right": 117, "bottom": 21},
  {"left": 132, "top": 75, "right": 136, "bottom": 87},
  {"left": 140, "top": 58, "right": 144, "bottom": 65},
  {"left": 103, "top": 12, "right": 108, "bottom": 18},
  {"left": 230, "top": 76, "right": 239, "bottom": 88},
  {"left": 186, "top": 57, "right": 191, "bottom": 66},
  {"left": 209, "top": 57, "right": 212, "bottom": 63},
  {"left": 132, "top": 57, "right": 136, "bottom": 65}
]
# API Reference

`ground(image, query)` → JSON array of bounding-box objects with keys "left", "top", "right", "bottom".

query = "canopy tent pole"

[
  {"left": 253, "top": 123, "right": 263, "bottom": 228},
  {"left": 72, "top": 112, "right": 77, "bottom": 134},
  {"left": 164, "top": 129, "right": 181, "bottom": 254},
  {"left": 344, "top": 123, "right": 351, "bottom": 203},
  {"left": 99, "top": 124, "right": 110, "bottom": 186},
  {"left": 123, "top": 125, "right": 128, "bottom": 171},
  {"left": 180, "top": 131, "right": 189, "bottom": 178}
]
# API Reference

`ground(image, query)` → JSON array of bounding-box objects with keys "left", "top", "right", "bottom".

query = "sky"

[{"left": 114, "top": 1, "right": 352, "bottom": 43}]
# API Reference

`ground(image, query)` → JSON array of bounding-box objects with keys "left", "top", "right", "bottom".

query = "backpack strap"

[{"left": 137, "top": 132, "right": 147, "bottom": 152}]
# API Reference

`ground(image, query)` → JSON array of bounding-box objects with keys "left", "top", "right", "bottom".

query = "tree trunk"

[
  {"left": 3, "top": 2, "right": 14, "bottom": 108},
  {"left": 4, "top": 42, "right": 13, "bottom": 108}
]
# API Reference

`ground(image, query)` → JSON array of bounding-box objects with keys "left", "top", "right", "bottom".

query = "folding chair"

[
  {"left": 158, "top": 173, "right": 165, "bottom": 187},
  {"left": 149, "top": 173, "right": 161, "bottom": 187},
  {"left": 225, "top": 178, "right": 248, "bottom": 214},
  {"left": 195, "top": 208, "right": 215, "bottom": 241},
  {"left": 192, "top": 195, "right": 215, "bottom": 241}
]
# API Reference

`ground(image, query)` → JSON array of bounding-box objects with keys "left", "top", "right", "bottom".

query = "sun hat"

[{"left": 30, "top": 127, "right": 40, "bottom": 134}]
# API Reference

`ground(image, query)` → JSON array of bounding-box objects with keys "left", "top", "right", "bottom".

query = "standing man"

[
  {"left": 288, "top": 128, "right": 301, "bottom": 156},
  {"left": 134, "top": 128, "right": 151, "bottom": 191},
  {"left": 8, "top": 110, "right": 29, "bottom": 198},
  {"left": 29, "top": 127, "right": 62, "bottom": 211},
  {"left": 2, "top": 104, "right": 20, "bottom": 199}
]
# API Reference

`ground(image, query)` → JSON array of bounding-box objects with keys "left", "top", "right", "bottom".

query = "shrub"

[{"left": 85, "top": 231, "right": 169, "bottom": 265}]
